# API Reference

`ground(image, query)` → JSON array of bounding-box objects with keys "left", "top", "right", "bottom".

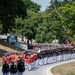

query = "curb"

[
  {"left": 0, "top": 67, "right": 2, "bottom": 69},
  {"left": 46, "top": 59, "right": 75, "bottom": 75},
  {"left": 46, "top": 67, "right": 53, "bottom": 75}
]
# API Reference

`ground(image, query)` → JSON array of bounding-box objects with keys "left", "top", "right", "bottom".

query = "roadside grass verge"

[
  {"left": 0, "top": 58, "right": 2, "bottom": 67},
  {"left": 0, "top": 39, "right": 24, "bottom": 51},
  {"left": 51, "top": 62, "right": 75, "bottom": 75}
]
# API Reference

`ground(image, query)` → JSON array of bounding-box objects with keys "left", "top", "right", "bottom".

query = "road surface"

[{"left": 0, "top": 59, "right": 75, "bottom": 75}]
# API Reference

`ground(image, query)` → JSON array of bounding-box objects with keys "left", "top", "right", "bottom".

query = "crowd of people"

[{"left": 2, "top": 44, "right": 75, "bottom": 75}]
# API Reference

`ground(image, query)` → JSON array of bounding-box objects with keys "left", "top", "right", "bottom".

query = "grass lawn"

[
  {"left": 0, "top": 58, "right": 2, "bottom": 67},
  {"left": 51, "top": 62, "right": 75, "bottom": 75}
]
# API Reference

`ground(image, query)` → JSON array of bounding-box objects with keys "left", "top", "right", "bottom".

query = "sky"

[{"left": 31, "top": 0, "right": 50, "bottom": 11}]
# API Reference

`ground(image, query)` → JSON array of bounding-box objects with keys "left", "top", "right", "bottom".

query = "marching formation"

[
  {"left": 2, "top": 51, "right": 38, "bottom": 75},
  {"left": 2, "top": 44, "right": 75, "bottom": 75}
]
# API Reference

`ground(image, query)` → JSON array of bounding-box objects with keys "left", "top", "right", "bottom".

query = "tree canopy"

[
  {"left": 0, "top": 0, "right": 27, "bottom": 34},
  {"left": 0, "top": 0, "right": 75, "bottom": 44}
]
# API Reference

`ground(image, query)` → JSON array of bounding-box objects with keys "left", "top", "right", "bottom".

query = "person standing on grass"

[{"left": 2, "top": 60, "right": 9, "bottom": 75}]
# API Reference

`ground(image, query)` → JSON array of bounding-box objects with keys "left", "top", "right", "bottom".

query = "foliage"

[
  {"left": 44, "top": 1, "right": 75, "bottom": 43},
  {"left": 0, "top": 0, "right": 75, "bottom": 44},
  {"left": 35, "top": 11, "right": 66, "bottom": 43},
  {"left": 58, "top": 2, "right": 75, "bottom": 38},
  {"left": 0, "top": 0, "right": 27, "bottom": 34},
  {"left": 12, "top": 17, "right": 24, "bottom": 36},
  {"left": 23, "top": 11, "right": 40, "bottom": 40},
  {"left": 23, "top": 0, "right": 41, "bottom": 12}
]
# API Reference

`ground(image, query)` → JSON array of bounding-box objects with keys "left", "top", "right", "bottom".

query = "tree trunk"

[{"left": 27, "top": 38, "right": 29, "bottom": 45}]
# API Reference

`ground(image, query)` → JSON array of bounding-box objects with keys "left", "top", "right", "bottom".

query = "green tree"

[
  {"left": 35, "top": 10, "right": 66, "bottom": 43},
  {"left": 59, "top": 2, "right": 75, "bottom": 36},
  {"left": 23, "top": 0, "right": 41, "bottom": 12},
  {"left": 0, "top": 0, "right": 27, "bottom": 34},
  {"left": 22, "top": 11, "right": 40, "bottom": 44},
  {"left": 58, "top": 2, "right": 75, "bottom": 43}
]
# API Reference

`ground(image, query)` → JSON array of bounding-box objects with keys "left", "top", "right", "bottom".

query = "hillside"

[{"left": 0, "top": 39, "right": 25, "bottom": 57}]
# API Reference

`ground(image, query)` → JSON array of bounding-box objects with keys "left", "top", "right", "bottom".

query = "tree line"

[{"left": 0, "top": 0, "right": 75, "bottom": 44}]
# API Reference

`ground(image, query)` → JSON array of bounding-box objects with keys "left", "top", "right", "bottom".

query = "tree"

[
  {"left": 23, "top": 0, "right": 41, "bottom": 12},
  {"left": 0, "top": 0, "right": 27, "bottom": 34},
  {"left": 58, "top": 2, "right": 75, "bottom": 37},
  {"left": 22, "top": 11, "right": 41, "bottom": 44},
  {"left": 35, "top": 11, "right": 65, "bottom": 43},
  {"left": 18, "top": 0, "right": 41, "bottom": 45}
]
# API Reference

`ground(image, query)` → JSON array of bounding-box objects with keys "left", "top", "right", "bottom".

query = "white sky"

[{"left": 31, "top": 0, "right": 50, "bottom": 11}]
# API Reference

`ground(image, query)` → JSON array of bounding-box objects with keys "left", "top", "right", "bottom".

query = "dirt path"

[{"left": 0, "top": 44, "right": 17, "bottom": 52}]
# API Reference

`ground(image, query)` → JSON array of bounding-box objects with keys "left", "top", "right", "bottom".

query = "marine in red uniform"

[
  {"left": 2, "top": 55, "right": 7, "bottom": 64},
  {"left": 26, "top": 54, "right": 32, "bottom": 71}
]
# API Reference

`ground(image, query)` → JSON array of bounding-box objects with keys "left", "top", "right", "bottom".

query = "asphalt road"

[{"left": 0, "top": 59, "right": 75, "bottom": 75}]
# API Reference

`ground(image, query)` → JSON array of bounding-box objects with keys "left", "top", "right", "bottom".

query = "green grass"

[{"left": 0, "top": 58, "right": 2, "bottom": 66}]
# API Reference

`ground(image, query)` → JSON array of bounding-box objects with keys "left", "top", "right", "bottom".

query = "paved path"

[{"left": 0, "top": 59, "right": 75, "bottom": 75}]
